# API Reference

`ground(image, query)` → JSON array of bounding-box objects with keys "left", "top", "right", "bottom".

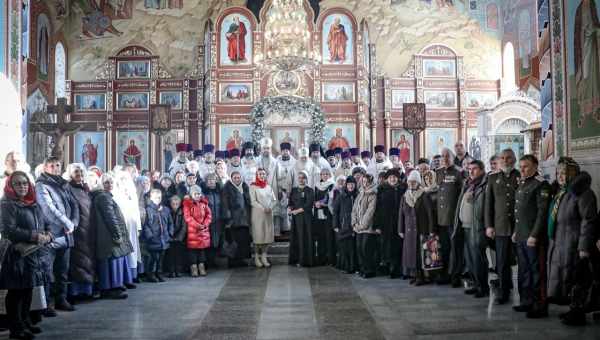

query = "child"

[
  {"left": 141, "top": 189, "right": 174, "bottom": 283},
  {"left": 164, "top": 195, "right": 187, "bottom": 277},
  {"left": 182, "top": 185, "right": 212, "bottom": 277}
]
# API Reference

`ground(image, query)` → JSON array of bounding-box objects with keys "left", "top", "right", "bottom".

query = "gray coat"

[
  {"left": 547, "top": 172, "right": 598, "bottom": 301},
  {"left": 35, "top": 173, "right": 79, "bottom": 244}
]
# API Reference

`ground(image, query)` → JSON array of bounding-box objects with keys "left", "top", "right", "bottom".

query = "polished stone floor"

[{"left": 5, "top": 266, "right": 600, "bottom": 340}]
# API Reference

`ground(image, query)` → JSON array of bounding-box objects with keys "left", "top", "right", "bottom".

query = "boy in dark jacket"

[{"left": 142, "top": 189, "right": 174, "bottom": 282}]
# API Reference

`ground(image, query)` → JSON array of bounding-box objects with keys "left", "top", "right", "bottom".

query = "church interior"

[{"left": 1, "top": 0, "right": 600, "bottom": 339}]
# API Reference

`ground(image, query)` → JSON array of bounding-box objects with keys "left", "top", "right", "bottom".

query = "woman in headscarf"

[
  {"left": 65, "top": 164, "right": 96, "bottom": 301},
  {"left": 249, "top": 168, "right": 277, "bottom": 268},
  {"left": 288, "top": 170, "right": 315, "bottom": 267},
  {"left": 91, "top": 173, "right": 133, "bottom": 299},
  {"left": 547, "top": 158, "right": 598, "bottom": 310},
  {"left": 332, "top": 176, "right": 357, "bottom": 273},
  {"left": 0, "top": 171, "right": 52, "bottom": 339},
  {"left": 221, "top": 171, "right": 252, "bottom": 267},
  {"left": 313, "top": 167, "right": 336, "bottom": 266},
  {"left": 399, "top": 170, "right": 435, "bottom": 285},
  {"left": 112, "top": 170, "right": 142, "bottom": 283}
]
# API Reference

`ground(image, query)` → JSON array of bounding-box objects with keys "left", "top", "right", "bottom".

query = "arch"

[
  {"left": 36, "top": 13, "right": 50, "bottom": 77},
  {"left": 502, "top": 42, "right": 516, "bottom": 93},
  {"left": 419, "top": 43, "right": 458, "bottom": 57},
  {"left": 496, "top": 117, "right": 527, "bottom": 135},
  {"left": 54, "top": 42, "right": 66, "bottom": 101},
  {"left": 115, "top": 45, "right": 153, "bottom": 57}
]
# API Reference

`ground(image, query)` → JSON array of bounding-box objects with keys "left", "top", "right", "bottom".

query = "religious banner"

[
  {"left": 116, "top": 130, "right": 149, "bottom": 171},
  {"left": 402, "top": 103, "right": 426, "bottom": 133}
]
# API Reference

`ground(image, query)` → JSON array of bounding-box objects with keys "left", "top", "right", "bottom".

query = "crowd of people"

[{"left": 0, "top": 136, "right": 599, "bottom": 339}]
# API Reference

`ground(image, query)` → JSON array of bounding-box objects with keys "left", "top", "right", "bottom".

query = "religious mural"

[
  {"left": 324, "top": 123, "right": 355, "bottom": 150},
  {"left": 117, "top": 60, "right": 150, "bottom": 79},
  {"left": 322, "top": 83, "right": 354, "bottom": 102},
  {"left": 566, "top": 0, "right": 600, "bottom": 146},
  {"left": 116, "top": 92, "right": 149, "bottom": 110},
  {"left": 465, "top": 92, "right": 497, "bottom": 108},
  {"left": 273, "top": 128, "right": 301, "bottom": 156},
  {"left": 160, "top": 91, "right": 182, "bottom": 110},
  {"left": 391, "top": 90, "right": 415, "bottom": 109},
  {"left": 422, "top": 59, "right": 456, "bottom": 77},
  {"left": 219, "top": 13, "right": 252, "bottom": 66},
  {"left": 116, "top": 130, "right": 148, "bottom": 170},
  {"left": 75, "top": 93, "right": 106, "bottom": 111},
  {"left": 220, "top": 83, "right": 252, "bottom": 103},
  {"left": 425, "top": 128, "right": 456, "bottom": 158},
  {"left": 391, "top": 129, "right": 413, "bottom": 164},
  {"left": 219, "top": 124, "right": 251, "bottom": 151},
  {"left": 74, "top": 131, "right": 106, "bottom": 169},
  {"left": 424, "top": 90, "right": 457, "bottom": 109},
  {"left": 322, "top": 13, "right": 354, "bottom": 65}
]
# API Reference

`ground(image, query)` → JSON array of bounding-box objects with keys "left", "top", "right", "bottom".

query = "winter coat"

[
  {"left": 332, "top": 189, "right": 357, "bottom": 240},
  {"left": 202, "top": 183, "right": 224, "bottom": 248},
  {"left": 142, "top": 203, "right": 174, "bottom": 251},
  {"left": 374, "top": 183, "right": 407, "bottom": 261},
  {"left": 170, "top": 207, "right": 187, "bottom": 243},
  {"left": 182, "top": 197, "right": 212, "bottom": 249},
  {"left": 68, "top": 182, "right": 96, "bottom": 285},
  {"left": 35, "top": 173, "right": 79, "bottom": 244},
  {"left": 250, "top": 184, "right": 277, "bottom": 245},
  {"left": 91, "top": 190, "right": 134, "bottom": 261},
  {"left": 548, "top": 172, "right": 598, "bottom": 301},
  {"left": 0, "top": 198, "right": 51, "bottom": 290},
  {"left": 435, "top": 166, "right": 465, "bottom": 227},
  {"left": 352, "top": 183, "right": 378, "bottom": 234},
  {"left": 222, "top": 181, "right": 251, "bottom": 228},
  {"left": 398, "top": 191, "right": 435, "bottom": 271}
]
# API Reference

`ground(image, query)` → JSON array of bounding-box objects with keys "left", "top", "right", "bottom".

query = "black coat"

[
  {"left": 91, "top": 190, "right": 134, "bottom": 261},
  {"left": 68, "top": 182, "right": 96, "bottom": 285},
  {"left": 374, "top": 183, "right": 407, "bottom": 263},
  {"left": 202, "top": 183, "right": 224, "bottom": 248},
  {"left": 332, "top": 189, "right": 356, "bottom": 240},
  {"left": 160, "top": 184, "right": 178, "bottom": 207},
  {"left": 170, "top": 207, "right": 187, "bottom": 243},
  {"left": 0, "top": 198, "right": 51, "bottom": 290},
  {"left": 142, "top": 203, "right": 174, "bottom": 251},
  {"left": 222, "top": 181, "right": 251, "bottom": 228}
]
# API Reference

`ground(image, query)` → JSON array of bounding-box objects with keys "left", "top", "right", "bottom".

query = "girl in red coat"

[{"left": 182, "top": 185, "right": 212, "bottom": 277}]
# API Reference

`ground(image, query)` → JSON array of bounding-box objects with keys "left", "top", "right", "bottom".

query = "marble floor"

[{"left": 5, "top": 266, "right": 600, "bottom": 340}]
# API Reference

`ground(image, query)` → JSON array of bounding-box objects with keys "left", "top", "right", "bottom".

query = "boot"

[
  {"left": 190, "top": 264, "right": 199, "bottom": 278},
  {"left": 155, "top": 272, "right": 165, "bottom": 282},
  {"left": 255, "top": 252, "right": 263, "bottom": 268},
  {"left": 146, "top": 273, "right": 159, "bottom": 283},
  {"left": 261, "top": 248, "right": 271, "bottom": 268},
  {"left": 55, "top": 298, "right": 76, "bottom": 312},
  {"left": 198, "top": 263, "right": 207, "bottom": 276}
]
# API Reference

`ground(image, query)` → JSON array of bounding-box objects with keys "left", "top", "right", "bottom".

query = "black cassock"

[{"left": 288, "top": 186, "right": 315, "bottom": 267}]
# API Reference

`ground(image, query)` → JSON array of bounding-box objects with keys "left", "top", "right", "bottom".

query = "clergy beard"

[{"left": 245, "top": 155, "right": 254, "bottom": 161}]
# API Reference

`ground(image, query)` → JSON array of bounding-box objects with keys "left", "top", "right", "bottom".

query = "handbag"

[{"left": 421, "top": 234, "right": 443, "bottom": 271}]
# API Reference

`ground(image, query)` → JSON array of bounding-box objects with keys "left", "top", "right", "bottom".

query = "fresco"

[
  {"left": 322, "top": 13, "right": 354, "bottom": 65},
  {"left": 219, "top": 13, "right": 252, "bottom": 66},
  {"left": 322, "top": 83, "right": 354, "bottom": 102},
  {"left": 116, "top": 130, "right": 149, "bottom": 171},
  {"left": 566, "top": 0, "right": 600, "bottom": 145},
  {"left": 425, "top": 128, "right": 456, "bottom": 159},
  {"left": 74, "top": 131, "right": 106, "bottom": 170},
  {"left": 392, "top": 89, "right": 415, "bottom": 109}
]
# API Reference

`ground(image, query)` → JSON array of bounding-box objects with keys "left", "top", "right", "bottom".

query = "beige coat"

[
  {"left": 250, "top": 184, "right": 277, "bottom": 245},
  {"left": 351, "top": 183, "right": 378, "bottom": 234}
]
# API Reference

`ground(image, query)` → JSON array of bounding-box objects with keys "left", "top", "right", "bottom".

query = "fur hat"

[
  {"left": 202, "top": 144, "right": 215, "bottom": 154},
  {"left": 374, "top": 145, "right": 385, "bottom": 154}
]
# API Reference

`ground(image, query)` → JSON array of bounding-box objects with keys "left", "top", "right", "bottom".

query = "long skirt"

[
  {"left": 164, "top": 241, "right": 188, "bottom": 273},
  {"left": 337, "top": 236, "right": 356, "bottom": 273},
  {"left": 230, "top": 226, "right": 251, "bottom": 260},
  {"left": 97, "top": 256, "right": 133, "bottom": 291},
  {"left": 289, "top": 213, "right": 314, "bottom": 267}
]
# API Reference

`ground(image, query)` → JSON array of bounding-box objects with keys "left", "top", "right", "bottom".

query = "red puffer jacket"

[{"left": 182, "top": 197, "right": 212, "bottom": 249}]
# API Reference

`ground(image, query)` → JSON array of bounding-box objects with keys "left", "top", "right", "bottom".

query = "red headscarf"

[
  {"left": 252, "top": 172, "right": 268, "bottom": 189},
  {"left": 4, "top": 172, "right": 36, "bottom": 206}
]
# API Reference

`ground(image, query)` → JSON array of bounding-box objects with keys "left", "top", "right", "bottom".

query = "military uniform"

[
  {"left": 513, "top": 174, "right": 551, "bottom": 314},
  {"left": 484, "top": 168, "right": 520, "bottom": 302},
  {"left": 435, "top": 165, "right": 465, "bottom": 281}
]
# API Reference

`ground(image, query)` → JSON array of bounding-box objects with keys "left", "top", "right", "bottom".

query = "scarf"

[
  {"left": 252, "top": 173, "right": 268, "bottom": 188},
  {"left": 316, "top": 177, "right": 335, "bottom": 192},
  {"left": 404, "top": 187, "right": 425, "bottom": 208},
  {"left": 548, "top": 186, "right": 567, "bottom": 239},
  {"left": 70, "top": 180, "right": 90, "bottom": 193},
  {"left": 4, "top": 173, "right": 36, "bottom": 206}
]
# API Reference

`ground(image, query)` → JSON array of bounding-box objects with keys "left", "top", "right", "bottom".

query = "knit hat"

[
  {"left": 189, "top": 185, "right": 202, "bottom": 196},
  {"left": 407, "top": 170, "right": 421, "bottom": 184}
]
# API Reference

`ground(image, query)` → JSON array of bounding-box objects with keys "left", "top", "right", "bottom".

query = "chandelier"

[{"left": 255, "top": 0, "right": 320, "bottom": 72}]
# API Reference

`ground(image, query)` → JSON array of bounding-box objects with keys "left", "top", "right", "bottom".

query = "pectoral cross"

[{"left": 30, "top": 98, "right": 83, "bottom": 161}]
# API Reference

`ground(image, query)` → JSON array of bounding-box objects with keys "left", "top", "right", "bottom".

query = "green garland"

[{"left": 249, "top": 96, "right": 326, "bottom": 145}]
